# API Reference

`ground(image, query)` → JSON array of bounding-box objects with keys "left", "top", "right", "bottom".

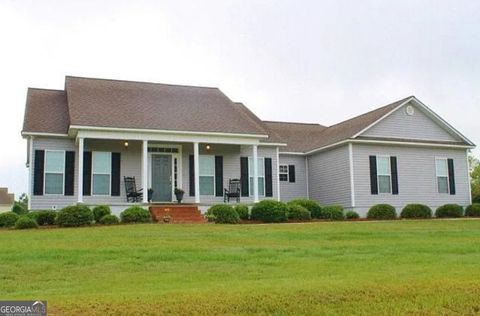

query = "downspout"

[{"left": 276, "top": 147, "right": 281, "bottom": 201}]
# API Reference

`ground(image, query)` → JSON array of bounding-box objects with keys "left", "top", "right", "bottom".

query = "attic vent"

[{"left": 405, "top": 105, "right": 415, "bottom": 116}]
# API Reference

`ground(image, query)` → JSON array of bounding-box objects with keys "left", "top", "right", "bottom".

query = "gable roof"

[
  {"left": 263, "top": 121, "right": 327, "bottom": 152},
  {"left": 64, "top": 76, "right": 268, "bottom": 136},
  {"left": 22, "top": 88, "right": 69, "bottom": 134}
]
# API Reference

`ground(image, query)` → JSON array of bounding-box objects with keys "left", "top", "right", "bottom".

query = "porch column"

[
  {"left": 142, "top": 140, "right": 148, "bottom": 203},
  {"left": 193, "top": 142, "right": 200, "bottom": 203},
  {"left": 252, "top": 144, "right": 259, "bottom": 203},
  {"left": 77, "top": 137, "right": 84, "bottom": 203}
]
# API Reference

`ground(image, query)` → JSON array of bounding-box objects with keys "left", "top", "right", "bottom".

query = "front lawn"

[{"left": 1, "top": 220, "right": 480, "bottom": 315}]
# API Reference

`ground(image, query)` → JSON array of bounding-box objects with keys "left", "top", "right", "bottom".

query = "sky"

[{"left": 0, "top": 0, "right": 479, "bottom": 198}]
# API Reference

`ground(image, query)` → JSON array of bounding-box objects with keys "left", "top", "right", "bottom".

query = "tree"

[{"left": 469, "top": 154, "right": 480, "bottom": 203}]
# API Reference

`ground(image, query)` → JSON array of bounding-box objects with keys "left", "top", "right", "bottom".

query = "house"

[
  {"left": 22, "top": 76, "right": 475, "bottom": 216},
  {"left": 0, "top": 188, "right": 14, "bottom": 212}
]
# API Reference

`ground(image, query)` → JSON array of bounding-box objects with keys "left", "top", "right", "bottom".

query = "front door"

[{"left": 151, "top": 155, "right": 172, "bottom": 202}]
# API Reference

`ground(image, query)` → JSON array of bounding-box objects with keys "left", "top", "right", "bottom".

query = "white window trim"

[
  {"left": 279, "top": 164, "right": 289, "bottom": 182},
  {"left": 199, "top": 154, "right": 215, "bottom": 196},
  {"left": 376, "top": 155, "right": 392, "bottom": 194},
  {"left": 249, "top": 157, "right": 265, "bottom": 197},
  {"left": 44, "top": 150, "right": 66, "bottom": 196},
  {"left": 91, "top": 151, "right": 112, "bottom": 196},
  {"left": 435, "top": 157, "right": 450, "bottom": 194}
]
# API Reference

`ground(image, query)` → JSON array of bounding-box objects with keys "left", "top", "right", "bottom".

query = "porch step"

[{"left": 149, "top": 205, "right": 206, "bottom": 224}]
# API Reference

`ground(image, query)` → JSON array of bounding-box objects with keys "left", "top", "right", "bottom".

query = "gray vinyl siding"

[
  {"left": 182, "top": 144, "right": 279, "bottom": 204},
  {"left": 279, "top": 154, "right": 308, "bottom": 201},
  {"left": 361, "top": 102, "right": 461, "bottom": 142},
  {"left": 307, "top": 145, "right": 352, "bottom": 207},
  {"left": 352, "top": 144, "right": 470, "bottom": 216}
]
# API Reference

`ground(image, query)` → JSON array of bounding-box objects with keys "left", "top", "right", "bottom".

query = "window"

[
  {"left": 249, "top": 157, "right": 265, "bottom": 196},
  {"left": 199, "top": 155, "right": 215, "bottom": 195},
  {"left": 279, "top": 165, "right": 288, "bottom": 182},
  {"left": 436, "top": 158, "right": 449, "bottom": 194},
  {"left": 44, "top": 151, "right": 65, "bottom": 194},
  {"left": 377, "top": 156, "right": 391, "bottom": 194},
  {"left": 92, "top": 152, "right": 111, "bottom": 195}
]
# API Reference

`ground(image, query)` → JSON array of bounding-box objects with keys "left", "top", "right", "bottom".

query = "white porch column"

[
  {"left": 142, "top": 140, "right": 148, "bottom": 203},
  {"left": 252, "top": 144, "right": 259, "bottom": 203},
  {"left": 193, "top": 142, "right": 200, "bottom": 203},
  {"left": 77, "top": 137, "right": 84, "bottom": 203}
]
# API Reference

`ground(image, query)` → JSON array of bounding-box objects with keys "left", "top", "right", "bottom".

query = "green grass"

[{"left": 1, "top": 220, "right": 480, "bottom": 315}]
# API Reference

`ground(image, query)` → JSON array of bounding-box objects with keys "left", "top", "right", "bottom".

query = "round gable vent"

[{"left": 405, "top": 105, "right": 415, "bottom": 116}]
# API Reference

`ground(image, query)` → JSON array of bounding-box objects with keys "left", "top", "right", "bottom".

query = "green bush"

[
  {"left": 367, "top": 204, "right": 397, "bottom": 220},
  {"left": 99, "top": 214, "right": 120, "bottom": 225},
  {"left": 250, "top": 200, "right": 288, "bottom": 223},
  {"left": 35, "top": 210, "right": 57, "bottom": 225},
  {"left": 465, "top": 204, "right": 480, "bottom": 217},
  {"left": 15, "top": 216, "right": 38, "bottom": 229},
  {"left": 288, "top": 199, "right": 322, "bottom": 218},
  {"left": 345, "top": 211, "right": 360, "bottom": 220},
  {"left": 93, "top": 205, "right": 111, "bottom": 222},
  {"left": 234, "top": 204, "right": 249, "bottom": 220},
  {"left": 287, "top": 204, "right": 311, "bottom": 221},
  {"left": 401, "top": 204, "right": 432, "bottom": 219},
  {"left": 206, "top": 204, "right": 240, "bottom": 224},
  {"left": 120, "top": 207, "right": 152, "bottom": 223},
  {"left": 435, "top": 204, "right": 463, "bottom": 218},
  {"left": 26, "top": 211, "right": 39, "bottom": 222},
  {"left": 11, "top": 202, "right": 28, "bottom": 215},
  {"left": 321, "top": 205, "right": 345, "bottom": 221},
  {"left": 0, "top": 212, "right": 20, "bottom": 228},
  {"left": 56, "top": 205, "right": 94, "bottom": 227},
  {"left": 205, "top": 213, "right": 216, "bottom": 222}
]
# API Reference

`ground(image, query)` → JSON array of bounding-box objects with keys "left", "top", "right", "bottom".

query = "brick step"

[{"left": 149, "top": 205, "right": 206, "bottom": 224}]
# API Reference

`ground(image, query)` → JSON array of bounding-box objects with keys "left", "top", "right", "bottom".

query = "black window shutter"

[
  {"left": 369, "top": 156, "right": 378, "bottom": 195},
  {"left": 64, "top": 151, "right": 75, "bottom": 196},
  {"left": 215, "top": 156, "right": 223, "bottom": 197},
  {"left": 189, "top": 155, "right": 195, "bottom": 196},
  {"left": 111, "top": 153, "right": 121, "bottom": 196},
  {"left": 33, "top": 150, "right": 45, "bottom": 196},
  {"left": 240, "top": 157, "right": 249, "bottom": 197},
  {"left": 83, "top": 152, "right": 92, "bottom": 196},
  {"left": 288, "top": 165, "right": 296, "bottom": 183},
  {"left": 390, "top": 156, "right": 399, "bottom": 195},
  {"left": 448, "top": 158, "right": 456, "bottom": 195},
  {"left": 265, "top": 158, "right": 273, "bottom": 197}
]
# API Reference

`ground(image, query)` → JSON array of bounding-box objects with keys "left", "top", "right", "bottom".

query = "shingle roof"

[
  {"left": 64, "top": 76, "right": 268, "bottom": 136},
  {"left": 263, "top": 121, "right": 327, "bottom": 152},
  {"left": 22, "top": 88, "right": 69, "bottom": 134}
]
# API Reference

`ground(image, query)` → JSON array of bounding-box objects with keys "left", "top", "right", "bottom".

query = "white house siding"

[
  {"left": 352, "top": 143, "right": 470, "bottom": 216},
  {"left": 361, "top": 102, "right": 461, "bottom": 142},
  {"left": 182, "top": 144, "right": 279, "bottom": 204},
  {"left": 307, "top": 145, "right": 352, "bottom": 207},
  {"left": 278, "top": 154, "right": 308, "bottom": 201}
]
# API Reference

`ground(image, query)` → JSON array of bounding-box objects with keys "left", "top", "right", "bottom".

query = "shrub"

[
  {"left": 120, "top": 206, "right": 152, "bottom": 223},
  {"left": 345, "top": 211, "right": 360, "bottom": 220},
  {"left": 288, "top": 199, "right": 322, "bottom": 218},
  {"left": 435, "top": 204, "right": 463, "bottom": 218},
  {"left": 321, "top": 205, "right": 345, "bottom": 221},
  {"left": 35, "top": 210, "right": 57, "bottom": 225},
  {"left": 99, "top": 214, "right": 120, "bottom": 225},
  {"left": 465, "top": 204, "right": 480, "bottom": 217},
  {"left": 401, "top": 204, "right": 432, "bottom": 219},
  {"left": 251, "top": 200, "right": 288, "bottom": 223},
  {"left": 11, "top": 202, "right": 28, "bottom": 215},
  {"left": 287, "top": 204, "right": 311, "bottom": 221},
  {"left": 205, "top": 213, "right": 216, "bottom": 222},
  {"left": 26, "top": 211, "right": 39, "bottom": 222},
  {"left": 206, "top": 204, "right": 240, "bottom": 224},
  {"left": 56, "top": 205, "right": 94, "bottom": 227},
  {"left": 0, "top": 212, "right": 20, "bottom": 228},
  {"left": 234, "top": 204, "right": 249, "bottom": 220},
  {"left": 93, "top": 205, "right": 111, "bottom": 222},
  {"left": 367, "top": 204, "right": 397, "bottom": 220},
  {"left": 15, "top": 216, "right": 38, "bottom": 229}
]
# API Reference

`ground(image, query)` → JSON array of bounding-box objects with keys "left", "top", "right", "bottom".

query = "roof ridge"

[
  {"left": 65, "top": 75, "right": 220, "bottom": 90},
  {"left": 28, "top": 87, "right": 65, "bottom": 93}
]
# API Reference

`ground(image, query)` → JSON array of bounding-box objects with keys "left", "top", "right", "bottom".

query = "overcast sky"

[{"left": 0, "top": 0, "right": 479, "bottom": 197}]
